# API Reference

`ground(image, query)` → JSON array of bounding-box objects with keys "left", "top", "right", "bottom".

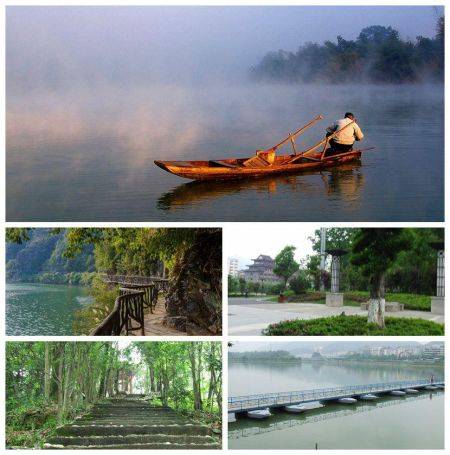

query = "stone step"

[
  {"left": 92, "top": 404, "right": 169, "bottom": 414},
  {"left": 80, "top": 413, "right": 189, "bottom": 421},
  {"left": 86, "top": 411, "right": 183, "bottom": 416},
  {"left": 88, "top": 410, "right": 181, "bottom": 416},
  {"left": 48, "top": 434, "right": 218, "bottom": 446},
  {"left": 57, "top": 424, "right": 211, "bottom": 437},
  {"left": 74, "top": 419, "right": 192, "bottom": 426},
  {"left": 44, "top": 442, "right": 221, "bottom": 450}
]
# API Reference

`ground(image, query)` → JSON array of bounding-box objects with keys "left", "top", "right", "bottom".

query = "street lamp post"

[
  {"left": 325, "top": 249, "right": 347, "bottom": 307},
  {"left": 430, "top": 242, "right": 445, "bottom": 315},
  {"left": 320, "top": 228, "right": 326, "bottom": 292}
]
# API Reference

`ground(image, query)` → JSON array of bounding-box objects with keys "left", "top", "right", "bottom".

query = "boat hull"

[{"left": 155, "top": 151, "right": 362, "bottom": 181}]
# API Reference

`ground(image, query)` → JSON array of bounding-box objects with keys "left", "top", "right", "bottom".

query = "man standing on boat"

[{"left": 325, "top": 112, "right": 364, "bottom": 156}]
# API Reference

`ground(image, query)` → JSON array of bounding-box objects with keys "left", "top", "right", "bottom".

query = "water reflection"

[
  {"left": 157, "top": 163, "right": 364, "bottom": 211},
  {"left": 6, "top": 84, "right": 443, "bottom": 221}
]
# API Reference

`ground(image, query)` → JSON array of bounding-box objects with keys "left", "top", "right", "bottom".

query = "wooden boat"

[{"left": 155, "top": 115, "right": 374, "bottom": 181}]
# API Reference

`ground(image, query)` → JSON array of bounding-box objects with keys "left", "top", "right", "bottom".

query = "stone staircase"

[{"left": 44, "top": 395, "right": 221, "bottom": 450}]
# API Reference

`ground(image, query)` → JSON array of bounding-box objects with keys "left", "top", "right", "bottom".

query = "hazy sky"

[
  {"left": 228, "top": 225, "right": 315, "bottom": 269},
  {"left": 6, "top": 6, "right": 443, "bottom": 88}
]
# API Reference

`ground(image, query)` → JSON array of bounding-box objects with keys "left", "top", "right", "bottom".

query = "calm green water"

[
  {"left": 228, "top": 361, "right": 444, "bottom": 449},
  {"left": 6, "top": 283, "right": 93, "bottom": 336}
]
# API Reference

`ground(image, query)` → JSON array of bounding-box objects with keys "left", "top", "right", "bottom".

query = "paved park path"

[
  {"left": 44, "top": 396, "right": 220, "bottom": 449},
  {"left": 228, "top": 298, "right": 445, "bottom": 335}
]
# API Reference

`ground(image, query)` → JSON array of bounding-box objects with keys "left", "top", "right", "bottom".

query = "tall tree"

[
  {"left": 274, "top": 246, "right": 300, "bottom": 290},
  {"left": 351, "top": 229, "right": 411, "bottom": 327}
]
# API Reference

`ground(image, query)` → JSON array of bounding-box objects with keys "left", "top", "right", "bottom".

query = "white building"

[{"left": 228, "top": 258, "right": 239, "bottom": 277}]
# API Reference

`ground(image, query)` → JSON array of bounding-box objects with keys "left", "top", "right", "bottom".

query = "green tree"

[
  {"left": 351, "top": 229, "right": 412, "bottom": 327},
  {"left": 274, "top": 246, "right": 299, "bottom": 291}
]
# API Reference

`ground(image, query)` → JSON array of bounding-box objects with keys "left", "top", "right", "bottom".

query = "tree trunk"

[
  {"left": 44, "top": 343, "right": 51, "bottom": 400},
  {"left": 368, "top": 273, "right": 385, "bottom": 328}
]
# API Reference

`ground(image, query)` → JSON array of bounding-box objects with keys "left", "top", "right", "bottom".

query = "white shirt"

[{"left": 327, "top": 118, "right": 364, "bottom": 145}]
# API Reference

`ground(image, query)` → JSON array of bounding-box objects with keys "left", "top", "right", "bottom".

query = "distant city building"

[
  {"left": 422, "top": 344, "right": 444, "bottom": 361},
  {"left": 311, "top": 351, "right": 324, "bottom": 361},
  {"left": 241, "top": 255, "right": 282, "bottom": 283},
  {"left": 228, "top": 258, "right": 239, "bottom": 277}
]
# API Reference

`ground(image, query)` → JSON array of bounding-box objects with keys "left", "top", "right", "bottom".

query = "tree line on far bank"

[{"left": 250, "top": 19, "right": 444, "bottom": 84}]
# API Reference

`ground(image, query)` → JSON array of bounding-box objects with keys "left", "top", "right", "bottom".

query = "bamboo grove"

[{"left": 6, "top": 341, "right": 222, "bottom": 448}]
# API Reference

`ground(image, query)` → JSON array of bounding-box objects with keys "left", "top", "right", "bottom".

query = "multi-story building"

[
  {"left": 241, "top": 254, "right": 282, "bottom": 283},
  {"left": 228, "top": 258, "right": 239, "bottom": 277},
  {"left": 422, "top": 343, "right": 445, "bottom": 361}
]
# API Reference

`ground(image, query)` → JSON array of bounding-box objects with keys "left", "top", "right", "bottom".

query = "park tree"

[
  {"left": 274, "top": 246, "right": 300, "bottom": 291},
  {"left": 351, "top": 228, "right": 411, "bottom": 327}
]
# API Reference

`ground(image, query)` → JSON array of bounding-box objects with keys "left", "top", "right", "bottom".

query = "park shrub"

[
  {"left": 288, "top": 272, "right": 311, "bottom": 295},
  {"left": 344, "top": 291, "right": 431, "bottom": 311},
  {"left": 262, "top": 315, "right": 444, "bottom": 336}
]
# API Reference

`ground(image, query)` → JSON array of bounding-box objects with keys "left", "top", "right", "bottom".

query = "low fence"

[{"left": 90, "top": 288, "right": 146, "bottom": 336}]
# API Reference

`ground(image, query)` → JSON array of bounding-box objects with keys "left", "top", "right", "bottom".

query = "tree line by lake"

[{"left": 250, "top": 19, "right": 444, "bottom": 84}]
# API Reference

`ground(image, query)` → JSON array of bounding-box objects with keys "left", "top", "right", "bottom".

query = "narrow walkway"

[
  {"left": 44, "top": 396, "right": 220, "bottom": 449},
  {"left": 228, "top": 298, "right": 445, "bottom": 335},
  {"left": 141, "top": 298, "right": 185, "bottom": 336}
]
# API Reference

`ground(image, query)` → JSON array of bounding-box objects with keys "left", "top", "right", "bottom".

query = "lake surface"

[
  {"left": 228, "top": 360, "right": 444, "bottom": 449},
  {"left": 6, "top": 283, "right": 93, "bottom": 336},
  {"left": 6, "top": 83, "right": 443, "bottom": 221}
]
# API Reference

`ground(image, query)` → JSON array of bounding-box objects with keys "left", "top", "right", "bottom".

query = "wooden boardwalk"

[{"left": 131, "top": 298, "right": 185, "bottom": 336}]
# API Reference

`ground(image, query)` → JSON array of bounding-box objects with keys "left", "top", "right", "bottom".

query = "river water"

[
  {"left": 228, "top": 360, "right": 444, "bottom": 449},
  {"left": 5, "top": 283, "right": 93, "bottom": 336},
  {"left": 6, "top": 83, "right": 443, "bottom": 221}
]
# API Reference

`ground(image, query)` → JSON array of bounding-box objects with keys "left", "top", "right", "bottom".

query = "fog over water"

[
  {"left": 6, "top": 6, "right": 442, "bottom": 89},
  {"left": 6, "top": 6, "right": 444, "bottom": 221}
]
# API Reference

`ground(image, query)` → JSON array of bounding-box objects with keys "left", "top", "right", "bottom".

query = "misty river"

[{"left": 6, "top": 83, "right": 443, "bottom": 221}]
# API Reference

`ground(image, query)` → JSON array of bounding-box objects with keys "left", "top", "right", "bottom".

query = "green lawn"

[{"left": 262, "top": 314, "right": 444, "bottom": 336}]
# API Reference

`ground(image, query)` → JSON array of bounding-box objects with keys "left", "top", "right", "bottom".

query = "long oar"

[
  {"left": 286, "top": 120, "right": 356, "bottom": 164},
  {"left": 265, "top": 115, "right": 324, "bottom": 153}
]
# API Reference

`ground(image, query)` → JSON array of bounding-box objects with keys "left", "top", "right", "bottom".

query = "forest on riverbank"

[
  {"left": 250, "top": 19, "right": 444, "bottom": 84},
  {"left": 6, "top": 229, "right": 95, "bottom": 285},
  {"left": 6, "top": 341, "right": 222, "bottom": 448},
  {"left": 6, "top": 228, "right": 222, "bottom": 335}
]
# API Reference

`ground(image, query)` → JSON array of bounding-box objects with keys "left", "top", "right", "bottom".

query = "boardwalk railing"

[
  {"left": 90, "top": 274, "right": 171, "bottom": 335},
  {"left": 228, "top": 379, "right": 444, "bottom": 412},
  {"left": 90, "top": 288, "right": 146, "bottom": 336},
  {"left": 101, "top": 273, "right": 169, "bottom": 288},
  {"left": 100, "top": 274, "right": 169, "bottom": 313}
]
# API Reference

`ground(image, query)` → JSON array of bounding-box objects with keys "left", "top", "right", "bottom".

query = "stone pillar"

[
  {"left": 430, "top": 242, "right": 444, "bottom": 315},
  {"left": 325, "top": 249, "right": 347, "bottom": 307}
]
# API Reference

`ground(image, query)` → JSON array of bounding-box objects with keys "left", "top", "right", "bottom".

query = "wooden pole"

[
  {"left": 289, "top": 133, "right": 297, "bottom": 154},
  {"left": 287, "top": 120, "right": 356, "bottom": 164},
  {"left": 266, "top": 115, "right": 324, "bottom": 152}
]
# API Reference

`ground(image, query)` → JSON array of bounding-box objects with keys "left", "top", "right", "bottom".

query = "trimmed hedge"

[{"left": 262, "top": 315, "right": 444, "bottom": 336}]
